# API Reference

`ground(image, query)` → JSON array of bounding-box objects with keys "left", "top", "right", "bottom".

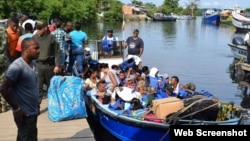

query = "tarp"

[{"left": 48, "top": 75, "right": 87, "bottom": 122}]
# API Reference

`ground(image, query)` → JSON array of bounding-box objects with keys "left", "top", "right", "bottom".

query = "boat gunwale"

[{"left": 85, "top": 93, "right": 243, "bottom": 127}]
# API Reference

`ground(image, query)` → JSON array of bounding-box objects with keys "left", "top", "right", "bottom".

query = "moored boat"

[
  {"left": 84, "top": 40, "right": 246, "bottom": 141},
  {"left": 228, "top": 36, "right": 248, "bottom": 62},
  {"left": 220, "top": 9, "right": 233, "bottom": 25},
  {"left": 152, "top": 13, "right": 177, "bottom": 21},
  {"left": 232, "top": 11, "right": 250, "bottom": 31},
  {"left": 202, "top": 9, "right": 220, "bottom": 25},
  {"left": 220, "top": 7, "right": 247, "bottom": 25}
]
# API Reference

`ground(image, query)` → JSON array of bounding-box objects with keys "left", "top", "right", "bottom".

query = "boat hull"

[
  {"left": 85, "top": 93, "right": 244, "bottom": 141},
  {"left": 203, "top": 12, "right": 220, "bottom": 25},
  {"left": 85, "top": 94, "right": 170, "bottom": 141},
  {"left": 220, "top": 15, "right": 232, "bottom": 25},
  {"left": 228, "top": 43, "right": 247, "bottom": 62},
  {"left": 153, "top": 17, "right": 177, "bottom": 21},
  {"left": 232, "top": 12, "right": 250, "bottom": 31}
]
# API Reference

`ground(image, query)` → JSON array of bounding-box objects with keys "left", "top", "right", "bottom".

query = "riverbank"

[{"left": 0, "top": 98, "right": 94, "bottom": 141}]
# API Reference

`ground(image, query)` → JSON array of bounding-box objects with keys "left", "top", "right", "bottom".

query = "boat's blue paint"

[
  {"left": 85, "top": 92, "right": 243, "bottom": 141},
  {"left": 202, "top": 9, "right": 220, "bottom": 25},
  {"left": 99, "top": 111, "right": 170, "bottom": 141}
]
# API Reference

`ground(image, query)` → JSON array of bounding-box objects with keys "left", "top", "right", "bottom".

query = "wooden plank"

[
  {"left": 0, "top": 99, "right": 94, "bottom": 141},
  {"left": 240, "top": 63, "right": 250, "bottom": 71},
  {"left": 239, "top": 81, "right": 250, "bottom": 87}
]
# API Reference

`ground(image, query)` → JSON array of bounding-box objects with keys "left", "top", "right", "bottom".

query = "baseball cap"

[
  {"left": 84, "top": 47, "right": 90, "bottom": 52},
  {"left": 36, "top": 20, "right": 47, "bottom": 29},
  {"left": 107, "top": 28, "right": 113, "bottom": 33},
  {"left": 133, "top": 29, "right": 139, "bottom": 34}
]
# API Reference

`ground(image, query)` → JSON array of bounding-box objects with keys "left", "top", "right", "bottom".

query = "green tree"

[
  {"left": 103, "top": 0, "right": 123, "bottom": 21},
  {"left": 131, "top": 0, "right": 143, "bottom": 6},
  {"left": 159, "top": 0, "right": 179, "bottom": 14},
  {"left": 0, "top": 0, "right": 98, "bottom": 22}
]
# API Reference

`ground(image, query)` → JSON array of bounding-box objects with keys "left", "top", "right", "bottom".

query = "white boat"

[
  {"left": 228, "top": 37, "right": 248, "bottom": 62},
  {"left": 232, "top": 11, "right": 250, "bottom": 31},
  {"left": 228, "top": 43, "right": 247, "bottom": 62}
]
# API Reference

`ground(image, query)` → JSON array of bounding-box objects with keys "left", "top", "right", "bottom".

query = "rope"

[
  {"left": 177, "top": 101, "right": 219, "bottom": 121},
  {"left": 159, "top": 128, "right": 170, "bottom": 141},
  {"left": 166, "top": 97, "right": 215, "bottom": 124},
  {"left": 234, "top": 56, "right": 244, "bottom": 69}
]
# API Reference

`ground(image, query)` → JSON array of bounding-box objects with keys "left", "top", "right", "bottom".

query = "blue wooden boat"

[
  {"left": 84, "top": 92, "right": 244, "bottom": 141},
  {"left": 202, "top": 9, "right": 221, "bottom": 25},
  {"left": 84, "top": 40, "right": 245, "bottom": 141}
]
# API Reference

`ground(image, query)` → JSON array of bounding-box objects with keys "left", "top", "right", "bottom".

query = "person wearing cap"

[
  {"left": 33, "top": 19, "right": 61, "bottom": 106},
  {"left": 20, "top": 12, "right": 36, "bottom": 33},
  {"left": 51, "top": 19, "right": 67, "bottom": 72},
  {"left": 102, "top": 28, "right": 119, "bottom": 56},
  {"left": 16, "top": 22, "right": 34, "bottom": 52},
  {"left": 66, "top": 21, "right": 88, "bottom": 77},
  {"left": 124, "top": 29, "right": 144, "bottom": 69}
]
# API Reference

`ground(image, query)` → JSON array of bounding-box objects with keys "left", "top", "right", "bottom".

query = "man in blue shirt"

[
  {"left": 0, "top": 38, "right": 40, "bottom": 141},
  {"left": 67, "top": 22, "right": 88, "bottom": 77}
]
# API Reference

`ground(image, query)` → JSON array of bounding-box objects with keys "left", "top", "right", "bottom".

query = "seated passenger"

[
  {"left": 99, "top": 63, "right": 119, "bottom": 94},
  {"left": 135, "top": 80, "right": 147, "bottom": 107},
  {"left": 146, "top": 86, "right": 156, "bottom": 107},
  {"left": 117, "top": 70, "right": 126, "bottom": 86},
  {"left": 84, "top": 68, "right": 99, "bottom": 91},
  {"left": 170, "top": 76, "right": 181, "bottom": 95},
  {"left": 95, "top": 80, "right": 111, "bottom": 104},
  {"left": 177, "top": 83, "right": 218, "bottom": 100},
  {"left": 156, "top": 78, "right": 168, "bottom": 99},
  {"left": 165, "top": 84, "right": 177, "bottom": 97}
]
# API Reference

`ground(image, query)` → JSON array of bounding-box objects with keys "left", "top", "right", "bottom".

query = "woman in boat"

[
  {"left": 99, "top": 63, "right": 119, "bottom": 95},
  {"left": 84, "top": 68, "right": 99, "bottom": 91}
]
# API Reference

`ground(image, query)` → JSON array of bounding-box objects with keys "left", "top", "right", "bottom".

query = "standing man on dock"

[
  {"left": 124, "top": 29, "right": 144, "bottom": 69},
  {"left": 0, "top": 38, "right": 40, "bottom": 141},
  {"left": 33, "top": 20, "right": 61, "bottom": 107}
]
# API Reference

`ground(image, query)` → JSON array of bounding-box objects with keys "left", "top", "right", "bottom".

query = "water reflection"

[{"left": 228, "top": 58, "right": 250, "bottom": 109}]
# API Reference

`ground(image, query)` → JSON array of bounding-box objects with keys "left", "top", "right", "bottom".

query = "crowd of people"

[
  {"left": 0, "top": 11, "right": 148, "bottom": 140},
  {"left": 0, "top": 12, "right": 92, "bottom": 141},
  {"left": 0, "top": 12, "right": 218, "bottom": 141}
]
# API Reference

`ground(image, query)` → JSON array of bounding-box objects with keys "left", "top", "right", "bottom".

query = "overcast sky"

[{"left": 120, "top": 0, "right": 249, "bottom": 8}]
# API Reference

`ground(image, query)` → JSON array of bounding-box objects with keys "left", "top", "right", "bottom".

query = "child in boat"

[
  {"left": 116, "top": 70, "right": 126, "bottom": 86},
  {"left": 95, "top": 80, "right": 111, "bottom": 104}
]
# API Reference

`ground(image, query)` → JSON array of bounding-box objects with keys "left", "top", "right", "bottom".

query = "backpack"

[
  {"left": 120, "top": 57, "right": 136, "bottom": 71},
  {"left": 102, "top": 35, "right": 116, "bottom": 52},
  {"left": 0, "top": 27, "right": 8, "bottom": 73}
]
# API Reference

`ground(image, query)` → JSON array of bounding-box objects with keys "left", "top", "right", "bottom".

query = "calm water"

[{"left": 84, "top": 17, "right": 250, "bottom": 123}]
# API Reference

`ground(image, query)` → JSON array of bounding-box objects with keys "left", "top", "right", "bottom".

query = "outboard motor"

[{"left": 232, "top": 36, "right": 244, "bottom": 45}]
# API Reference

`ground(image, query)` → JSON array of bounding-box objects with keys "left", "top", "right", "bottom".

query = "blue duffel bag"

[{"left": 48, "top": 75, "right": 87, "bottom": 122}]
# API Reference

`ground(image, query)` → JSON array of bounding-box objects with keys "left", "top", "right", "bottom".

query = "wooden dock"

[{"left": 0, "top": 98, "right": 95, "bottom": 141}]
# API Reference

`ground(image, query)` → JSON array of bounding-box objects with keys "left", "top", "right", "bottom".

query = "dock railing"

[{"left": 88, "top": 40, "right": 125, "bottom": 61}]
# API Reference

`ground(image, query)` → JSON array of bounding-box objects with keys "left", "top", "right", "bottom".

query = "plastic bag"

[{"left": 48, "top": 75, "right": 87, "bottom": 122}]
